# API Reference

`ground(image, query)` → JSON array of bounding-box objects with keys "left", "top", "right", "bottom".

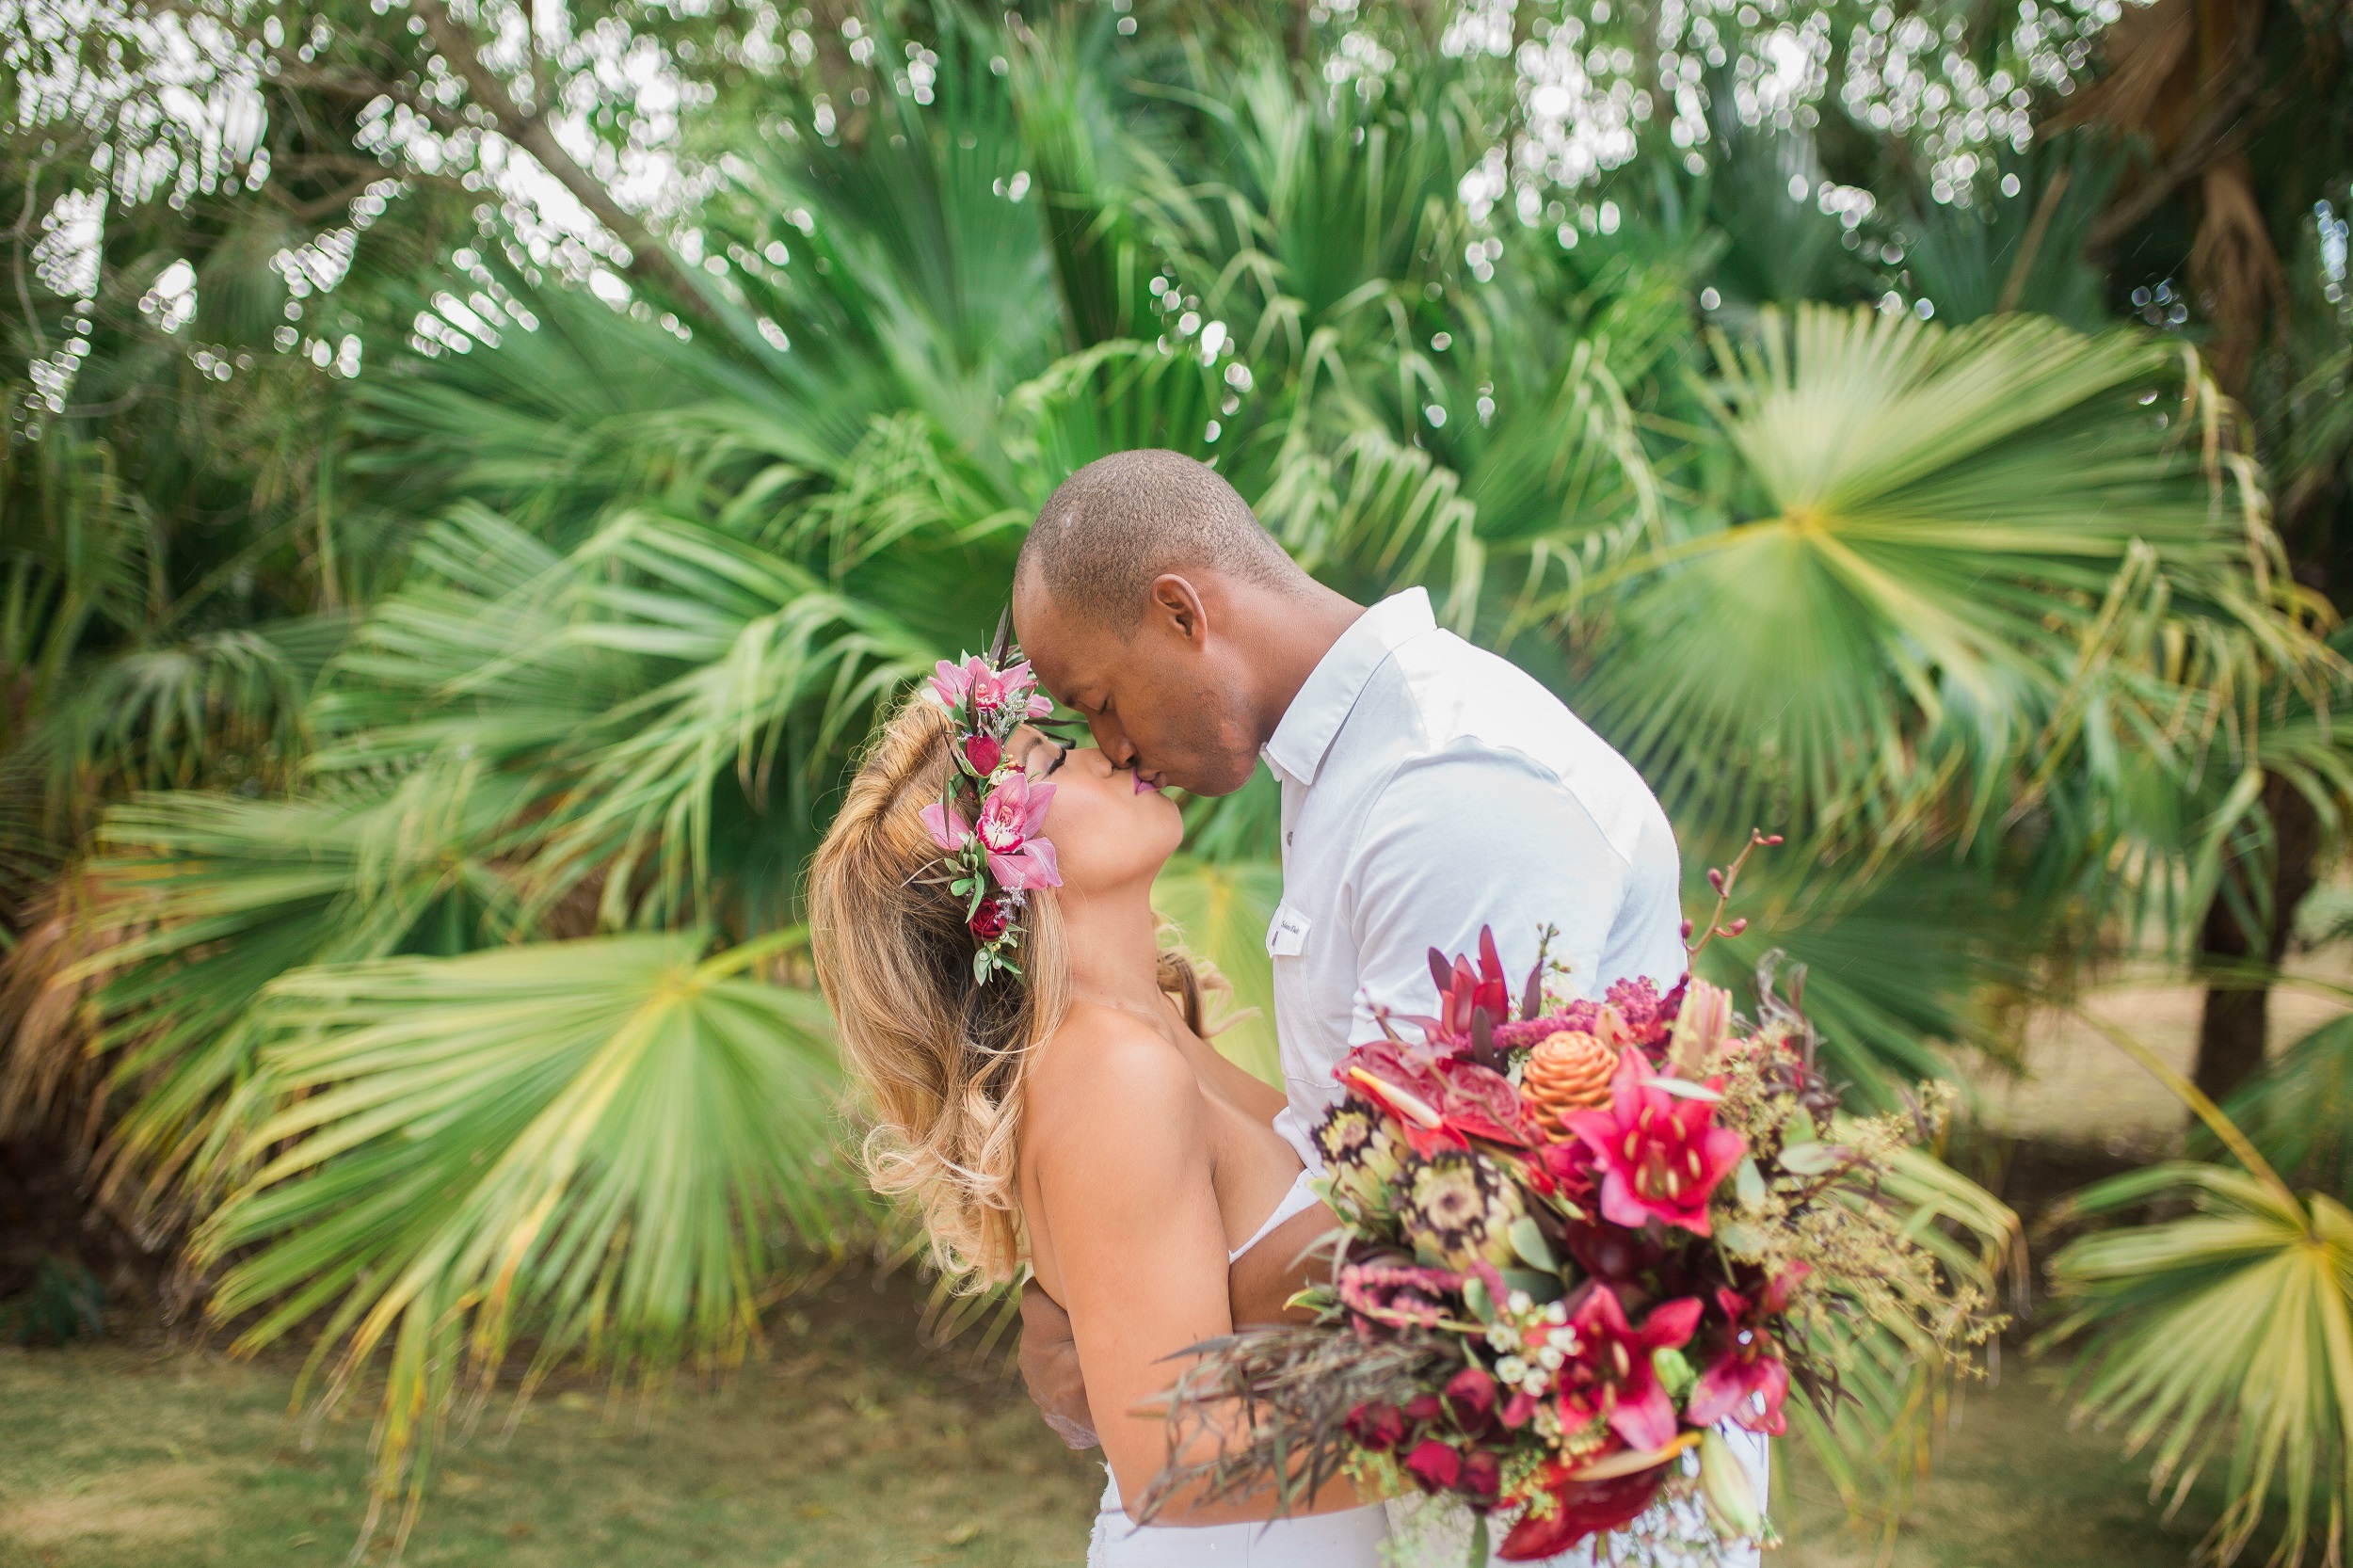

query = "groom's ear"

[{"left": 1145, "top": 573, "right": 1209, "bottom": 649}]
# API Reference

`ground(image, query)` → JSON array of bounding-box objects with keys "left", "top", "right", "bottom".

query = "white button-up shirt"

[{"left": 1261, "top": 587, "right": 1688, "bottom": 1168}]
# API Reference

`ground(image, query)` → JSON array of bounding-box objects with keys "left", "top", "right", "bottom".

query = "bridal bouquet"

[{"left": 1139, "top": 845, "right": 2005, "bottom": 1562}]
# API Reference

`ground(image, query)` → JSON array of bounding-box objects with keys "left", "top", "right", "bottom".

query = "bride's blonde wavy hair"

[{"left": 808, "top": 692, "right": 1214, "bottom": 1283}]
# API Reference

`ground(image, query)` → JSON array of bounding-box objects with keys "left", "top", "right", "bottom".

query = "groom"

[{"left": 1009, "top": 449, "right": 1763, "bottom": 1552}]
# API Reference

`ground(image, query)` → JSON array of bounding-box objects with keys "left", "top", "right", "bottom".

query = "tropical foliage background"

[{"left": 4, "top": 0, "right": 2352, "bottom": 1559}]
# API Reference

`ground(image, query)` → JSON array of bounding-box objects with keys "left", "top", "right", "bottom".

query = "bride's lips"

[{"left": 1132, "top": 771, "right": 1164, "bottom": 795}]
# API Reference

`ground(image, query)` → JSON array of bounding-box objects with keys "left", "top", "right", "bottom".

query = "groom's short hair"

[{"left": 1020, "top": 449, "right": 1302, "bottom": 633}]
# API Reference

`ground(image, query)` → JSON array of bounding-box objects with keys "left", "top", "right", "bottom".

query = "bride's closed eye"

[{"left": 1024, "top": 739, "right": 1068, "bottom": 780}]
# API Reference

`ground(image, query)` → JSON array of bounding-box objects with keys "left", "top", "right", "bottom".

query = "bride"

[{"left": 808, "top": 671, "right": 1390, "bottom": 1565}]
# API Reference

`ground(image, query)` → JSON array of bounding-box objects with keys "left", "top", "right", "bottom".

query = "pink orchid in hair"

[
  {"left": 976, "top": 772, "right": 1060, "bottom": 890},
  {"left": 928, "top": 658, "right": 979, "bottom": 711},
  {"left": 920, "top": 800, "right": 972, "bottom": 853}
]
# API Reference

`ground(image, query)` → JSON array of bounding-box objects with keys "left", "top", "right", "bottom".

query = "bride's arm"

[{"left": 1030, "top": 1019, "right": 1361, "bottom": 1526}]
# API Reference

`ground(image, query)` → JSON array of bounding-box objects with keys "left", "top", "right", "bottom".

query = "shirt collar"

[{"left": 1261, "top": 587, "right": 1435, "bottom": 788}]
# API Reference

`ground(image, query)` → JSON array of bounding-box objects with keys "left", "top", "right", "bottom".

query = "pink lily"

[
  {"left": 920, "top": 800, "right": 971, "bottom": 853},
  {"left": 1553, "top": 1285, "right": 1704, "bottom": 1453},
  {"left": 1685, "top": 1267, "right": 1806, "bottom": 1436},
  {"left": 976, "top": 773, "right": 1061, "bottom": 889},
  {"left": 1562, "top": 1051, "right": 1745, "bottom": 1237}
]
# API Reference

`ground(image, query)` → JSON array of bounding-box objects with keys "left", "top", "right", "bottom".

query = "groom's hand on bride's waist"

[{"left": 1018, "top": 1280, "right": 1099, "bottom": 1450}]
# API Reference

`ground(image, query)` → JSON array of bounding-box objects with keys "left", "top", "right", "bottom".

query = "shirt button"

[{"left": 1285, "top": 831, "right": 1294, "bottom": 845}]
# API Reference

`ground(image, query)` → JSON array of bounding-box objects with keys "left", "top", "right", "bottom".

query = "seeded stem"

[{"left": 1684, "top": 827, "right": 1783, "bottom": 959}]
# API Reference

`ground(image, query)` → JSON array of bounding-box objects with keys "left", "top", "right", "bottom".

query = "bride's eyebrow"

[{"left": 1016, "top": 731, "right": 1066, "bottom": 775}]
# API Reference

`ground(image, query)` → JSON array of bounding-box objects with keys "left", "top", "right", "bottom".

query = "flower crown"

[{"left": 918, "top": 629, "right": 1064, "bottom": 985}]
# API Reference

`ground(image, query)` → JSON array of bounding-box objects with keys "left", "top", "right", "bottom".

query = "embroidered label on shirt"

[{"left": 1266, "top": 903, "right": 1312, "bottom": 957}]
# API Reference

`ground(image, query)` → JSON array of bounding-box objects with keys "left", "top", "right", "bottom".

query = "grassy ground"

[{"left": 0, "top": 1268, "right": 2258, "bottom": 1568}]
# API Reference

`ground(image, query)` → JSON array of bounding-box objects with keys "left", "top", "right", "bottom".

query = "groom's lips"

[{"left": 1133, "top": 771, "right": 1164, "bottom": 794}]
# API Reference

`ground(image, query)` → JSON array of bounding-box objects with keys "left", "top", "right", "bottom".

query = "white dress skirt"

[{"left": 1087, "top": 1170, "right": 1391, "bottom": 1566}]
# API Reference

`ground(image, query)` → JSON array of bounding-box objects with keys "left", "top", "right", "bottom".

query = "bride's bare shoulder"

[{"left": 1024, "top": 1000, "right": 1204, "bottom": 1149}]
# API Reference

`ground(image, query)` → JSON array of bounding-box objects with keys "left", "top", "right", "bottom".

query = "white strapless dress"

[{"left": 1087, "top": 1170, "right": 1390, "bottom": 1566}]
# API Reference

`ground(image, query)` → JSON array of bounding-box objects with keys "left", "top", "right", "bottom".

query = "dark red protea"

[{"left": 1416, "top": 926, "right": 1514, "bottom": 1048}]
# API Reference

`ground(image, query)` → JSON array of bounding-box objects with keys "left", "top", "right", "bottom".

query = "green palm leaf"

[
  {"left": 1575, "top": 305, "right": 2294, "bottom": 851},
  {"left": 2040, "top": 1011, "right": 2353, "bottom": 1565},
  {"left": 70, "top": 765, "right": 532, "bottom": 1215},
  {"left": 2044, "top": 1165, "right": 2353, "bottom": 1566},
  {"left": 194, "top": 930, "right": 861, "bottom": 1555}
]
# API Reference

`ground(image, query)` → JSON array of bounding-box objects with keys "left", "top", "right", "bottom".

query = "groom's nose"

[{"left": 1088, "top": 714, "right": 1137, "bottom": 770}]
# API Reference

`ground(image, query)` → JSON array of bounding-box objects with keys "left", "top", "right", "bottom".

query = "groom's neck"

[{"left": 1221, "top": 576, "right": 1367, "bottom": 749}]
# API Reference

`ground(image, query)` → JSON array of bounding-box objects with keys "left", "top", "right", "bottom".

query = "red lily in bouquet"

[{"left": 1139, "top": 835, "right": 2009, "bottom": 1565}]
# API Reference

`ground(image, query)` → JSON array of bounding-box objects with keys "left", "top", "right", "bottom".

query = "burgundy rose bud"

[
  {"left": 1444, "top": 1367, "right": 1497, "bottom": 1431},
  {"left": 1459, "top": 1448, "right": 1503, "bottom": 1504},
  {"left": 963, "top": 733, "right": 1002, "bottom": 776},
  {"left": 1401, "top": 1393, "right": 1446, "bottom": 1427},
  {"left": 1402, "top": 1439, "right": 1462, "bottom": 1494},
  {"left": 968, "top": 897, "right": 1012, "bottom": 941},
  {"left": 1343, "top": 1401, "right": 1407, "bottom": 1453}
]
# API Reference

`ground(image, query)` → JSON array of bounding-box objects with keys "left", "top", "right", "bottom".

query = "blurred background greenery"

[{"left": 4, "top": 0, "right": 2351, "bottom": 1560}]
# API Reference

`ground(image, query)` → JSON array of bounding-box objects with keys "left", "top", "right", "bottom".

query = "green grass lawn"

[{"left": 0, "top": 1269, "right": 2262, "bottom": 1568}]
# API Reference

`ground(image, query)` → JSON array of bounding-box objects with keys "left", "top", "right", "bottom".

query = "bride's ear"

[{"left": 1146, "top": 573, "right": 1208, "bottom": 648}]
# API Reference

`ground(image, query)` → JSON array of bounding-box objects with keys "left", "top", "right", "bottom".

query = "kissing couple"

[{"left": 809, "top": 450, "right": 1769, "bottom": 1565}]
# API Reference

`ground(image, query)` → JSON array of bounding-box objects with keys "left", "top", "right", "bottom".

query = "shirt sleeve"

[{"left": 1341, "top": 743, "right": 1657, "bottom": 1048}]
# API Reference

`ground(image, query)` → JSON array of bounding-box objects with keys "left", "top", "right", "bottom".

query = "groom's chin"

[{"left": 1165, "top": 752, "right": 1259, "bottom": 798}]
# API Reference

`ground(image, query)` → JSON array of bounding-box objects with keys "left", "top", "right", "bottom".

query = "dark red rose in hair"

[
  {"left": 963, "top": 733, "right": 1003, "bottom": 776},
  {"left": 968, "top": 896, "right": 1013, "bottom": 941}
]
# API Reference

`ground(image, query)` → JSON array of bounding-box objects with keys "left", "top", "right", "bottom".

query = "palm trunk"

[{"left": 2191, "top": 774, "right": 2323, "bottom": 1104}]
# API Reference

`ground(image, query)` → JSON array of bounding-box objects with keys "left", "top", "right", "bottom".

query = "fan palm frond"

[
  {"left": 195, "top": 929, "right": 862, "bottom": 1558},
  {"left": 1576, "top": 306, "right": 2309, "bottom": 853}
]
